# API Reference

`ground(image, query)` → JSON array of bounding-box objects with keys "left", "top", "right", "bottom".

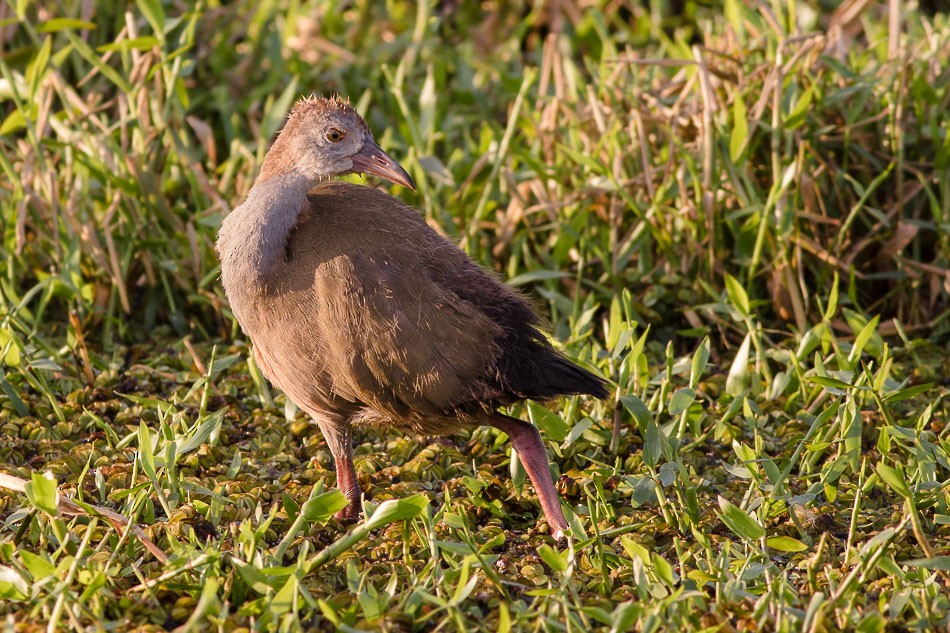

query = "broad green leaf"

[
  {"left": 769, "top": 371, "right": 792, "bottom": 400},
  {"left": 668, "top": 388, "right": 696, "bottom": 416},
  {"left": 449, "top": 558, "right": 479, "bottom": 605},
  {"left": 0, "top": 109, "right": 26, "bottom": 137},
  {"left": 842, "top": 308, "right": 883, "bottom": 356},
  {"left": 232, "top": 558, "right": 279, "bottom": 594},
  {"left": 138, "top": 422, "right": 157, "bottom": 480},
  {"left": 762, "top": 457, "right": 781, "bottom": 486},
  {"left": 37, "top": 18, "right": 96, "bottom": 32},
  {"left": 563, "top": 417, "right": 593, "bottom": 446},
  {"left": 620, "top": 536, "right": 650, "bottom": 563},
  {"left": 282, "top": 494, "right": 300, "bottom": 523},
  {"left": 528, "top": 402, "right": 568, "bottom": 442},
  {"left": 725, "top": 333, "right": 751, "bottom": 396},
  {"left": 883, "top": 382, "right": 934, "bottom": 403},
  {"left": 650, "top": 552, "right": 675, "bottom": 586},
  {"left": 537, "top": 544, "right": 568, "bottom": 572},
  {"left": 510, "top": 446, "right": 526, "bottom": 489},
  {"left": 848, "top": 314, "right": 881, "bottom": 363},
  {"left": 317, "top": 599, "right": 341, "bottom": 627},
  {"left": 609, "top": 601, "right": 640, "bottom": 633},
  {"left": 724, "top": 274, "right": 750, "bottom": 318},
  {"left": 301, "top": 490, "right": 348, "bottom": 523},
  {"left": 732, "top": 440, "right": 756, "bottom": 465},
  {"left": 689, "top": 337, "right": 710, "bottom": 388},
  {"left": 808, "top": 375, "right": 852, "bottom": 390},
  {"left": 796, "top": 323, "right": 825, "bottom": 360},
  {"left": 178, "top": 411, "right": 224, "bottom": 455},
  {"left": 442, "top": 512, "right": 466, "bottom": 529},
  {"left": 687, "top": 569, "right": 719, "bottom": 585},
  {"left": 419, "top": 63, "right": 437, "bottom": 148},
  {"left": 0, "top": 328, "right": 21, "bottom": 366},
  {"left": 497, "top": 603, "right": 511, "bottom": 633},
  {"left": 875, "top": 463, "right": 911, "bottom": 498},
  {"left": 507, "top": 270, "right": 570, "bottom": 286},
  {"left": 363, "top": 494, "right": 428, "bottom": 530},
  {"left": 19, "top": 551, "right": 55, "bottom": 580},
  {"left": 270, "top": 574, "right": 298, "bottom": 616},
  {"left": 730, "top": 93, "right": 748, "bottom": 162},
  {"left": 261, "top": 78, "right": 300, "bottom": 141},
  {"left": 606, "top": 294, "right": 623, "bottom": 350},
  {"left": 25, "top": 471, "right": 58, "bottom": 516},
  {"left": 767, "top": 536, "right": 809, "bottom": 552},
  {"left": 97, "top": 35, "right": 161, "bottom": 53},
  {"left": 785, "top": 84, "right": 815, "bottom": 129},
  {"left": 78, "top": 569, "right": 108, "bottom": 603},
  {"left": 620, "top": 394, "right": 651, "bottom": 431},
  {"left": 227, "top": 447, "right": 242, "bottom": 478},
  {"left": 842, "top": 400, "right": 861, "bottom": 471},
  {"left": 630, "top": 476, "right": 657, "bottom": 506},
  {"left": 27, "top": 36, "right": 51, "bottom": 99},
  {"left": 717, "top": 496, "right": 765, "bottom": 541},
  {"left": 903, "top": 557, "right": 950, "bottom": 571},
  {"left": 643, "top": 420, "right": 664, "bottom": 467},
  {"left": 136, "top": 0, "right": 165, "bottom": 37},
  {"left": 0, "top": 565, "right": 27, "bottom": 601},
  {"left": 859, "top": 527, "right": 897, "bottom": 557},
  {"left": 824, "top": 273, "right": 839, "bottom": 321}
]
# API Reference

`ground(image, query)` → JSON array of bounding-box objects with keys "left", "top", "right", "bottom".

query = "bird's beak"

[{"left": 351, "top": 140, "right": 416, "bottom": 190}]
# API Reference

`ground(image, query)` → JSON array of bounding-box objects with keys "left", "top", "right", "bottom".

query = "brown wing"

[
  {"left": 265, "top": 182, "right": 503, "bottom": 421},
  {"left": 314, "top": 250, "right": 502, "bottom": 418}
]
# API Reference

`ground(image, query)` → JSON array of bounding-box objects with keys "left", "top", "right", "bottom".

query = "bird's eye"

[{"left": 325, "top": 128, "right": 345, "bottom": 143}]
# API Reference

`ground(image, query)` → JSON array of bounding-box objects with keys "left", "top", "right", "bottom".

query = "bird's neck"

[{"left": 217, "top": 168, "right": 317, "bottom": 296}]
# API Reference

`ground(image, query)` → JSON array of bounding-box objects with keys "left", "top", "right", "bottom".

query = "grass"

[{"left": 1, "top": 0, "right": 949, "bottom": 630}]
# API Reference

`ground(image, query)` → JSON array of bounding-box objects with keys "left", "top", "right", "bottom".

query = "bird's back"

[{"left": 247, "top": 182, "right": 606, "bottom": 433}]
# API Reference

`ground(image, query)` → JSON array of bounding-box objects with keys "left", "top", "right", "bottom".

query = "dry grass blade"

[{"left": 0, "top": 472, "right": 168, "bottom": 564}]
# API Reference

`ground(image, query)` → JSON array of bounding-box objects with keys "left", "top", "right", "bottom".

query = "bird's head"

[{"left": 272, "top": 95, "right": 415, "bottom": 190}]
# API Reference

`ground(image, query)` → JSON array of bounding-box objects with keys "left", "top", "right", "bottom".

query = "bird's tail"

[
  {"left": 531, "top": 352, "right": 609, "bottom": 400},
  {"left": 501, "top": 343, "right": 609, "bottom": 402}
]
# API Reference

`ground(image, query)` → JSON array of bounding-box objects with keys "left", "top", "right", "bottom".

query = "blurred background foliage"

[{"left": 1, "top": 0, "right": 947, "bottom": 355}]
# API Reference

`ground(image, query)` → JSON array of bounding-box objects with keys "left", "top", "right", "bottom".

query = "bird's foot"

[
  {"left": 548, "top": 519, "right": 569, "bottom": 542},
  {"left": 334, "top": 502, "right": 361, "bottom": 523}
]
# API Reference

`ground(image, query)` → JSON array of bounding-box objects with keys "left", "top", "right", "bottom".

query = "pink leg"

[
  {"left": 314, "top": 417, "right": 361, "bottom": 520},
  {"left": 489, "top": 413, "right": 568, "bottom": 538},
  {"left": 332, "top": 449, "right": 361, "bottom": 520}
]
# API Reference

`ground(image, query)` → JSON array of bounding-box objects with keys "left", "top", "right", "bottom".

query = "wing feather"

[{"left": 316, "top": 250, "right": 501, "bottom": 417}]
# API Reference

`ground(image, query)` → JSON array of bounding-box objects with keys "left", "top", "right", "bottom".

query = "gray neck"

[{"left": 217, "top": 170, "right": 316, "bottom": 296}]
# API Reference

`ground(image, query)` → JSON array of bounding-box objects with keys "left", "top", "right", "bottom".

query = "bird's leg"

[
  {"left": 315, "top": 418, "right": 361, "bottom": 520},
  {"left": 331, "top": 448, "right": 361, "bottom": 520},
  {"left": 489, "top": 413, "right": 569, "bottom": 538}
]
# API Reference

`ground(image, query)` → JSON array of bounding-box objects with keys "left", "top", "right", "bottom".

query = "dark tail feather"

[
  {"left": 532, "top": 353, "right": 609, "bottom": 400},
  {"left": 502, "top": 347, "right": 609, "bottom": 401}
]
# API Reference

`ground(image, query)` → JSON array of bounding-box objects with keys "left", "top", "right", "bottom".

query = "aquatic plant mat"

[{"left": 0, "top": 1, "right": 948, "bottom": 631}]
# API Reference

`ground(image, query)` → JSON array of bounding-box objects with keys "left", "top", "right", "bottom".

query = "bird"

[{"left": 216, "top": 95, "right": 607, "bottom": 538}]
